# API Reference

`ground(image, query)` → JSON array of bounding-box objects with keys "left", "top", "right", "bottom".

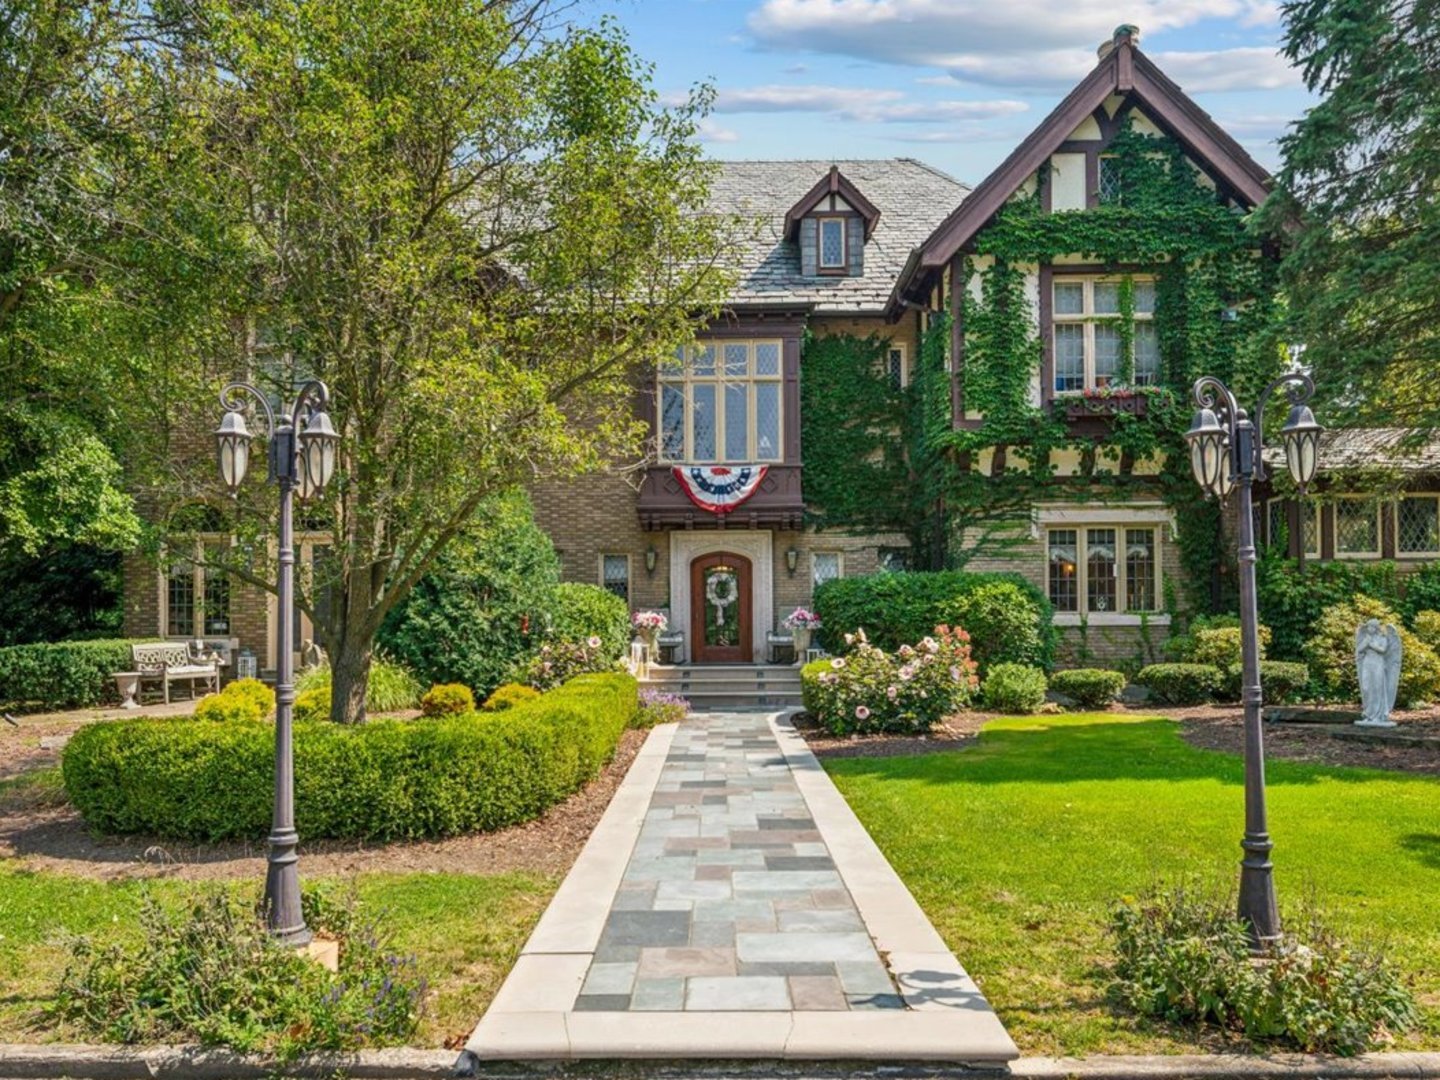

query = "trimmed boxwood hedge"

[
  {"left": 61, "top": 672, "right": 638, "bottom": 842},
  {"left": 0, "top": 638, "right": 161, "bottom": 710}
]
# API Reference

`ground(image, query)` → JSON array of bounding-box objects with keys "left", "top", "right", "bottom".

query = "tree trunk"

[{"left": 329, "top": 635, "right": 373, "bottom": 725}]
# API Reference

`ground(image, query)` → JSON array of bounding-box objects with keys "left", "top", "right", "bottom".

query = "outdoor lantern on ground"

[
  {"left": 1183, "top": 371, "right": 1321, "bottom": 949},
  {"left": 214, "top": 378, "right": 339, "bottom": 947}
]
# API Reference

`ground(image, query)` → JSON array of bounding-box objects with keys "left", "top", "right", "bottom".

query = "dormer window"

[
  {"left": 784, "top": 165, "right": 880, "bottom": 281},
  {"left": 818, "top": 217, "right": 847, "bottom": 273}
]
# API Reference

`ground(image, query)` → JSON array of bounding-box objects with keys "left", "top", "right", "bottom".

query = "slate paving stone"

[{"left": 575, "top": 712, "right": 903, "bottom": 1013}]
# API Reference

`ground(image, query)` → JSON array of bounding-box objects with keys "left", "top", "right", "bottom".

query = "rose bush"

[{"left": 801, "top": 625, "right": 978, "bottom": 735}]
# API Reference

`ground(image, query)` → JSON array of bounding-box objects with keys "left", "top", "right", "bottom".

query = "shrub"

[
  {"left": 0, "top": 638, "right": 160, "bottom": 710},
  {"left": 1399, "top": 560, "right": 1440, "bottom": 623},
  {"left": 292, "top": 655, "right": 422, "bottom": 718},
  {"left": 1222, "top": 660, "right": 1311, "bottom": 705},
  {"left": 637, "top": 690, "right": 689, "bottom": 727},
  {"left": 939, "top": 579, "right": 1053, "bottom": 672},
  {"left": 1168, "top": 616, "right": 1272, "bottom": 669},
  {"left": 1411, "top": 609, "right": 1440, "bottom": 651},
  {"left": 420, "top": 683, "right": 475, "bottom": 717},
  {"left": 193, "top": 679, "right": 275, "bottom": 723},
  {"left": 1048, "top": 668, "right": 1127, "bottom": 710},
  {"left": 293, "top": 687, "right": 329, "bottom": 724},
  {"left": 1304, "top": 595, "right": 1440, "bottom": 707},
  {"left": 801, "top": 626, "right": 978, "bottom": 735},
  {"left": 1136, "top": 663, "right": 1225, "bottom": 705},
  {"left": 62, "top": 672, "right": 639, "bottom": 842},
  {"left": 481, "top": 683, "right": 541, "bottom": 712},
  {"left": 377, "top": 490, "right": 558, "bottom": 699},
  {"left": 523, "top": 638, "right": 619, "bottom": 691},
  {"left": 813, "top": 570, "right": 1054, "bottom": 667},
  {"left": 53, "top": 887, "right": 424, "bottom": 1057},
  {"left": 982, "top": 663, "right": 1048, "bottom": 714},
  {"left": 1258, "top": 557, "right": 1401, "bottom": 660},
  {"left": 544, "top": 582, "right": 630, "bottom": 663},
  {"left": 1110, "top": 882, "right": 1418, "bottom": 1055}
]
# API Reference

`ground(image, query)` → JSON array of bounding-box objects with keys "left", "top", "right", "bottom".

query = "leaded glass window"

[
  {"left": 1098, "top": 156, "right": 1123, "bottom": 204},
  {"left": 658, "top": 341, "right": 785, "bottom": 463},
  {"left": 819, "top": 218, "right": 846, "bottom": 269},
  {"left": 1399, "top": 496, "right": 1440, "bottom": 554},
  {"left": 602, "top": 554, "right": 630, "bottom": 603},
  {"left": 1087, "top": 528, "right": 1118, "bottom": 613},
  {"left": 1048, "top": 530, "right": 1078, "bottom": 612},
  {"left": 1125, "top": 529, "right": 1157, "bottom": 612},
  {"left": 812, "top": 551, "right": 842, "bottom": 588},
  {"left": 166, "top": 559, "right": 195, "bottom": 637},
  {"left": 1335, "top": 499, "right": 1380, "bottom": 556},
  {"left": 202, "top": 545, "right": 230, "bottom": 635},
  {"left": 1052, "top": 276, "right": 1158, "bottom": 393}
]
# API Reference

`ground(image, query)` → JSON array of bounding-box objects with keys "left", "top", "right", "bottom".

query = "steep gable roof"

[
  {"left": 782, "top": 165, "right": 882, "bottom": 241},
  {"left": 899, "top": 26, "right": 1272, "bottom": 293}
]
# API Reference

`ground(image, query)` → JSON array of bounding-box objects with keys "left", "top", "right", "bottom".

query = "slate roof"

[{"left": 706, "top": 159, "right": 969, "bottom": 315}]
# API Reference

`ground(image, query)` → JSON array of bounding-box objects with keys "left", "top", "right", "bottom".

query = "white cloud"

[
  {"left": 709, "top": 83, "right": 1027, "bottom": 123},
  {"left": 783, "top": 62, "right": 810, "bottom": 73},
  {"left": 745, "top": 0, "right": 1291, "bottom": 91},
  {"left": 1149, "top": 47, "right": 1300, "bottom": 91},
  {"left": 697, "top": 118, "right": 742, "bottom": 143}
]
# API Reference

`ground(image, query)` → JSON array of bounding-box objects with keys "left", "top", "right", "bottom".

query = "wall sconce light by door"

[
  {"left": 786, "top": 547, "right": 799, "bottom": 575},
  {"left": 645, "top": 544, "right": 657, "bottom": 575}
]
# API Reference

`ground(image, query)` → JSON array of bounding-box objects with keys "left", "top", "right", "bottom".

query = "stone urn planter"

[{"left": 792, "top": 627, "right": 812, "bottom": 663}]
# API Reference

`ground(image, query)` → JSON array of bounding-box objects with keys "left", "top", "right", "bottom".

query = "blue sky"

[{"left": 602, "top": 0, "right": 1312, "bottom": 184}]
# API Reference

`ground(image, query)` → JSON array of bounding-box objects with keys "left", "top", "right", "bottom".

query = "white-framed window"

[
  {"left": 818, "top": 216, "right": 847, "bottom": 272},
  {"left": 1334, "top": 498, "right": 1382, "bottom": 558},
  {"left": 1052, "top": 276, "right": 1159, "bottom": 393},
  {"left": 1266, "top": 498, "right": 1320, "bottom": 557},
  {"left": 812, "top": 551, "right": 843, "bottom": 589},
  {"left": 659, "top": 341, "right": 783, "bottom": 464},
  {"left": 162, "top": 538, "right": 231, "bottom": 638},
  {"left": 601, "top": 553, "right": 630, "bottom": 603},
  {"left": 1398, "top": 495, "right": 1440, "bottom": 556},
  {"left": 1046, "top": 526, "right": 1161, "bottom": 615},
  {"left": 885, "top": 344, "right": 908, "bottom": 390}
]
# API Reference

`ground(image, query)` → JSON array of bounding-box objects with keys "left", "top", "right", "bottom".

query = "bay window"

[
  {"left": 1047, "top": 526, "right": 1160, "bottom": 616},
  {"left": 659, "top": 341, "right": 783, "bottom": 463},
  {"left": 1052, "top": 276, "right": 1159, "bottom": 393}
]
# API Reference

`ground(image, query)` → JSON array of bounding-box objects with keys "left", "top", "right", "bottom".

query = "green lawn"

[
  {"left": 0, "top": 865, "right": 555, "bottom": 1047},
  {"left": 825, "top": 713, "right": 1440, "bottom": 1056}
]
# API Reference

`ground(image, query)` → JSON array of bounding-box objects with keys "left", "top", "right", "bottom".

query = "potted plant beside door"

[
  {"left": 783, "top": 607, "right": 823, "bottom": 665},
  {"left": 632, "top": 610, "right": 668, "bottom": 665}
]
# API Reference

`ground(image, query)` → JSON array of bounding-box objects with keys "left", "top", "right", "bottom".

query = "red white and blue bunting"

[{"left": 673, "top": 465, "right": 768, "bottom": 515}]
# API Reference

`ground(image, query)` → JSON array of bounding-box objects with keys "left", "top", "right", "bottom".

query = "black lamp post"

[
  {"left": 215, "top": 379, "right": 340, "bottom": 946},
  {"left": 1183, "top": 372, "right": 1321, "bottom": 949}
]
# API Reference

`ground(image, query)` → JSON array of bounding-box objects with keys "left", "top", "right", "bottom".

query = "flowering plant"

[
  {"left": 801, "top": 625, "right": 978, "bottom": 735},
  {"left": 632, "top": 610, "right": 668, "bottom": 633},
  {"left": 522, "top": 638, "right": 618, "bottom": 691},
  {"left": 782, "top": 607, "right": 822, "bottom": 631},
  {"left": 638, "top": 689, "right": 689, "bottom": 727}
]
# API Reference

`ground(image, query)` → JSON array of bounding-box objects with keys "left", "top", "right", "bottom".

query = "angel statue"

[{"left": 1354, "top": 619, "right": 1401, "bottom": 728}]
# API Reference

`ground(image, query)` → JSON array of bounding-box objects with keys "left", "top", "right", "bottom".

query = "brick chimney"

[{"left": 1097, "top": 24, "right": 1141, "bottom": 60}]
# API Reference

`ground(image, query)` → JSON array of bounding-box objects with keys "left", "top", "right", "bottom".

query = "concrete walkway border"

[{"left": 3, "top": 1045, "right": 1440, "bottom": 1080}]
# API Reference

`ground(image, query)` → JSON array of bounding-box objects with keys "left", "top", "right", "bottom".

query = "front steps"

[{"left": 639, "top": 663, "right": 803, "bottom": 710}]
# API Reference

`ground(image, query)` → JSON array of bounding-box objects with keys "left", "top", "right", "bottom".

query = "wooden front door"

[{"left": 690, "top": 552, "right": 752, "bottom": 663}]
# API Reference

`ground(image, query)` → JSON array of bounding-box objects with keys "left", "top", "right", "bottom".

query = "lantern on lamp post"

[
  {"left": 214, "top": 379, "right": 339, "bottom": 946},
  {"left": 1182, "top": 371, "right": 1321, "bottom": 949}
]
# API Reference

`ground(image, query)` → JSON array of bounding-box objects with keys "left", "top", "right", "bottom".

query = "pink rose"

[
  {"left": 855, "top": 705, "right": 871, "bottom": 720},
  {"left": 886, "top": 685, "right": 898, "bottom": 700},
  {"left": 831, "top": 657, "right": 846, "bottom": 669},
  {"left": 587, "top": 635, "right": 602, "bottom": 649}
]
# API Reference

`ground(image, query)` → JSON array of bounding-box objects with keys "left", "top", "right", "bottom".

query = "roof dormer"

[{"left": 784, "top": 165, "right": 881, "bottom": 279}]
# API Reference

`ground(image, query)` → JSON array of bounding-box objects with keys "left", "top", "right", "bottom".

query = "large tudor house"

[{"left": 126, "top": 27, "right": 1439, "bottom": 675}]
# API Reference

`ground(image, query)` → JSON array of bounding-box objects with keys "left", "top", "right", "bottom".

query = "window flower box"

[{"left": 1060, "top": 389, "right": 1150, "bottom": 420}]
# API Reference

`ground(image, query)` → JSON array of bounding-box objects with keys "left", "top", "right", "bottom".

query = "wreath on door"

[{"left": 705, "top": 570, "right": 739, "bottom": 626}]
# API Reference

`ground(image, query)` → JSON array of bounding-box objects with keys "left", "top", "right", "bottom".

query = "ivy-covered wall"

[{"left": 802, "top": 120, "right": 1287, "bottom": 613}]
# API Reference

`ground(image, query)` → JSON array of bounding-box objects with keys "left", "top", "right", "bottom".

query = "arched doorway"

[{"left": 690, "top": 552, "right": 753, "bottom": 663}]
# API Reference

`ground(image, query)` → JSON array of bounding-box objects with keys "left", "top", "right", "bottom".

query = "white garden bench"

[{"left": 122, "top": 643, "right": 220, "bottom": 705}]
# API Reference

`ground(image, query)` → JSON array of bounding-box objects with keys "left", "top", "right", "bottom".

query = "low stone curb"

[{"left": 3, "top": 1046, "right": 1440, "bottom": 1080}]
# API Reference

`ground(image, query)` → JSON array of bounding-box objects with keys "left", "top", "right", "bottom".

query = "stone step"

[{"left": 642, "top": 674, "right": 802, "bottom": 689}]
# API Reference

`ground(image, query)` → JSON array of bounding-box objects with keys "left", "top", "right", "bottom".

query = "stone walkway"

[
  {"left": 464, "top": 710, "right": 1018, "bottom": 1063},
  {"left": 575, "top": 713, "right": 902, "bottom": 1012}
]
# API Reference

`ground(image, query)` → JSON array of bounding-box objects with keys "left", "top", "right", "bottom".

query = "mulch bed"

[
  {"left": 797, "top": 704, "right": 1440, "bottom": 777},
  {"left": 0, "top": 725, "right": 647, "bottom": 882}
]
